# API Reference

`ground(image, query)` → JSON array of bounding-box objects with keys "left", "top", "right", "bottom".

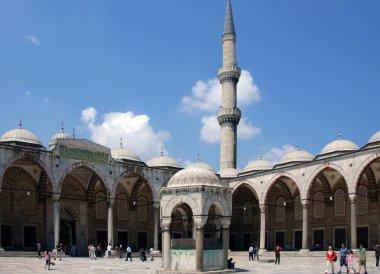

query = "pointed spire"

[
  {"left": 19, "top": 119, "right": 22, "bottom": 129},
  {"left": 223, "top": 0, "right": 235, "bottom": 36},
  {"left": 72, "top": 128, "right": 76, "bottom": 138},
  {"left": 338, "top": 130, "right": 342, "bottom": 140},
  {"left": 120, "top": 137, "right": 123, "bottom": 148},
  {"left": 160, "top": 146, "right": 164, "bottom": 156},
  {"left": 197, "top": 153, "right": 200, "bottom": 162},
  {"left": 60, "top": 122, "right": 64, "bottom": 133}
]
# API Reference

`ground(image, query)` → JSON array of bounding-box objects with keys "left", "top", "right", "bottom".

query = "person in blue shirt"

[{"left": 338, "top": 243, "right": 348, "bottom": 273}]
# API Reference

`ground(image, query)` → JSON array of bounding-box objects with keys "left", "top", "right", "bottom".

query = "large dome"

[
  {"left": 147, "top": 153, "right": 181, "bottom": 168},
  {"left": 49, "top": 127, "right": 71, "bottom": 149},
  {"left": 111, "top": 146, "right": 141, "bottom": 162},
  {"left": 280, "top": 149, "right": 314, "bottom": 164},
  {"left": 186, "top": 161, "right": 214, "bottom": 172},
  {"left": 244, "top": 158, "right": 274, "bottom": 172},
  {"left": 368, "top": 130, "right": 380, "bottom": 144},
  {"left": 0, "top": 127, "right": 43, "bottom": 147},
  {"left": 167, "top": 166, "right": 221, "bottom": 188},
  {"left": 320, "top": 138, "right": 359, "bottom": 156}
]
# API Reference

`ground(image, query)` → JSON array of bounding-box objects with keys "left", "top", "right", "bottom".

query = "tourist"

[
  {"left": 275, "top": 244, "right": 282, "bottom": 265},
  {"left": 140, "top": 247, "right": 147, "bottom": 262},
  {"left": 54, "top": 242, "right": 62, "bottom": 261},
  {"left": 149, "top": 247, "right": 154, "bottom": 261},
  {"left": 90, "top": 244, "right": 96, "bottom": 260},
  {"left": 347, "top": 249, "right": 356, "bottom": 274},
  {"left": 115, "top": 244, "right": 120, "bottom": 259},
  {"left": 125, "top": 246, "right": 132, "bottom": 261},
  {"left": 254, "top": 245, "right": 259, "bottom": 261},
  {"left": 358, "top": 244, "right": 367, "bottom": 274},
  {"left": 45, "top": 250, "right": 51, "bottom": 270},
  {"left": 107, "top": 243, "right": 112, "bottom": 258},
  {"left": 37, "top": 242, "right": 42, "bottom": 259},
  {"left": 96, "top": 244, "right": 102, "bottom": 258},
  {"left": 324, "top": 246, "right": 336, "bottom": 274},
  {"left": 375, "top": 243, "right": 380, "bottom": 267},
  {"left": 227, "top": 258, "right": 235, "bottom": 269},
  {"left": 70, "top": 244, "right": 76, "bottom": 257},
  {"left": 249, "top": 246, "right": 254, "bottom": 261},
  {"left": 119, "top": 244, "right": 123, "bottom": 259},
  {"left": 338, "top": 243, "right": 348, "bottom": 273}
]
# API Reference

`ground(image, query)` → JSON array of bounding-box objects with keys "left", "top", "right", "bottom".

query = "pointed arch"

[
  {"left": 352, "top": 153, "right": 380, "bottom": 200},
  {"left": 263, "top": 172, "right": 300, "bottom": 204}
]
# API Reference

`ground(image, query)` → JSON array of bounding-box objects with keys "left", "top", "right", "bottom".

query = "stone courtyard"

[{"left": 0, "top": 252, "right": 377, "bottom": 274}]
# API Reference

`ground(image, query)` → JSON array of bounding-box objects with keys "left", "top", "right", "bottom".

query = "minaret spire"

[{"left": 218, "top": 0, "right": 241, "bottom": 175}]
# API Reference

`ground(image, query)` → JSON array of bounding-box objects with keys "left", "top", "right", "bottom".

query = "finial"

[
  {"left": 197, "top": 153, "right": 200, "bottom": 162},
  {"left": 259, "top": 155, "right": 263, "bottom": 160},
  {"left": 296, "top": 143, "right": 300, "bottom": 151},
  {"left": 120, "top": 137, "right": 123, "bottom": 148},
  {"left": 338, "top": 130, "right": 341, "bottom": 140},
  {"left": 160, "top": 146, "right": 164, "bottom": 156},
  {"left": 60, "top": 122, "right": 64, "bottom": 133},
  {"left": 223, "top": 0, "right": 236, "bottom": 36},
  {"left": 72, "top": 128, "right": 76, "bottom": 138},
  {"left": 19, "top": 119, "right": 22, "bottom": 129}
]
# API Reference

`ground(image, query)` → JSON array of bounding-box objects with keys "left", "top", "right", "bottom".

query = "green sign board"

[{"left": 59, "top": 145, "right": 109, "bottom": 164}]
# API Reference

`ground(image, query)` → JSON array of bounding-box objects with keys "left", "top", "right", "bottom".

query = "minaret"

[{"left": 218, "top": 0, "right": 241, "bottom": 174}]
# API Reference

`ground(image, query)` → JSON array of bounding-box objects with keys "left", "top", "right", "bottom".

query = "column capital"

[
  {"left": 301, "top": 199, "right": 309, "bottom": 207},
  {"left": 52, "top": 194, "right": 60, "bottom": 202},
  {"left": 221, "top": 216, "right": 231, "bottom": 228},
  {"left": 161, "top": 217, "right": 171, "bottom": 231},
  {"left": 193, "top": 216, "right": 208, "bottom": 229},
  {"left": 349, "top": 193, "right": 357, "bottom": 202},
  {"left": 259, "top": 204, "right": 267, "bottom": 212},
  {"left": 152, "top": 201, "right": 160, "bottom": 209}
]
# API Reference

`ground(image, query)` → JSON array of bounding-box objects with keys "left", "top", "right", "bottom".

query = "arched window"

[
  {"left": 294, "top": 195, "right": 302, "bottom": 221},
  {"left": 96, "top": 192, "right": 107, "bottom": 220},
  {"left": 243, "top": 201, "right": 252, "bottom": 224},
  {"left": 276, "top": 197, "right": 285, "bottom": 222},
  {"left": 117, "top": 194, "right": 128, "bottom": 220},
  {"left": 314, "top": 192, "right": 324, "bottom": 219},
  {"left": 357, "top": 185, "right": 368, "bottom": 215},
  {"left": 138, "top": 196, "right": 147, "bottom": 222},
  {"left": 0, "top": 184, "right": 10, "bottom": 213},
  {"left": 334, "top": 189, "right": 345, "bottom": 217},
  {"left": 23, "top": 186, "right": 35, "bottom": 215}
]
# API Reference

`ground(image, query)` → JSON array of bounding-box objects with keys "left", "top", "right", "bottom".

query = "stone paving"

[{"left": 0, "top": 253, "right": 378, "bottom": 273}]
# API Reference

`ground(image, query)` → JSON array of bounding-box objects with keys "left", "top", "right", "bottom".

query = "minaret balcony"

[
  {"left": 217, "top": 107, "right": 241, "bottom": 125},
  {"left": 218, "top": 65, "right": 241, "bottom": 83}
]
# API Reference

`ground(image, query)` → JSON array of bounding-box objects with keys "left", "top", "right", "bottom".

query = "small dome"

[
  {"left": 280, "top": 149, "right": 314, "bottom": 164},
  {"left": 244, "top": 158, "right": 274, "bottom": 172},
  {"left": 147, "top": 154, "right": 181, "bottom": 168},
  {"left": 167, "top": 166, "right": 221, "bottom": 188},
  {"left": 49, "top": 126, "right": 71, "bottom": 149},
  {"left": 186, "top": 161, "right": 214, "bottom": 172},
  {"left": 0, "top": 126, "right": 43, "bottom": 147},
  {"left": 111, "top": 147, "right": 141, "bottom": 162},
  {"left": 320, "top": 138, "right": 359, "bottom": 155},
  {"left": 368, "top": 130, "right": 380, "bottom": 144}
]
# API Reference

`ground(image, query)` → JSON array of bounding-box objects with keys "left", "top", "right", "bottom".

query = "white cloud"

[
  {"left": 200, "top": 115, "right": 261, "bottom": 144},
  {"left": 181, "top": 70, "right": 260, "bottom": 113},
  {"left": 20, "top": 35, "right": 40, "bottom": 46},
  {"left": 262, "top": 144, "right": 297, "bottom": 163},
  {"left": 80, "top": 107, "right": 170, "bottom": 161}
]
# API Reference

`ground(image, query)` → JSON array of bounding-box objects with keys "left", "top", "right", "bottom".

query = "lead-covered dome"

[
  {"left": 167, "top": 166, "right": 221, "bottom": 188},
  {"left": 111, "top": 139, "right": 141, "bottom": 162},
  {"left": 280, "top": 149, "right": 314, "bottom": 164},
  {"left": 147, "top": 153, "right": 180, "bottom": 168},
  {"left": 368, "top": 130, "right": 380, "bottom": 144},
  {"left": 49, "top": 126, "right": 71, "bottom": 149},
  {"left": 319, "top": 135, "right": 359, "bottom": 156},
  {"left": 186, "top": 161, "right": 214, "bottom": 171},
  {"left": 244, "top": 157, "right": 274, "bottom": 172},
  {"left": 0, "top": 125, "right": 43, "bottom": 148}
]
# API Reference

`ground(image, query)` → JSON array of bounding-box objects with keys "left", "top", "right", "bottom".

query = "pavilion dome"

[
  {"left": 48, "top": 126, "right": 71, "bottom": 149},
  {"left": 0, "top": 126, "right": 43, "bottom": 148},
  {"left": 167, "top": 165, "right": 221, "bottom": 188},
  {"left": 320, "top": 135, "right": 359, "bottom": 156},
  {"left": 186, "top": 161, "right": 214, "bottom": 172},
  {"left": 111, "top": 141, "right": 141, "bottom": 162},
  {"left": 368, "top": 130, "right": 380, "bottom": 144},
  {"left": 147, "top": 153, "right": 181, "bottom": 168},
  {"left": 280, "top": 149, "right": 314, "bottom": 164},
  {"left": 243, "top": 157, "right": 274, "bottom": 172}
]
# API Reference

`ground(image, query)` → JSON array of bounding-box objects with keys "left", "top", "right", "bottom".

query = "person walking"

[
  {"left": 338, "top": 243, "right": 348, "bottom": 273},
  {"left": 90, "top": 244, "right": 96, "bottom": 260},
  {"left": 54, "top": 242, "right": 62, "bottom": 261},
  {"left": 125, "top": 246, "right": 132, "bottom": 261},
  {"left": 248, "top": 246, "right": 254, "bottom": 261},
  {"left": 275, "top": 245, "right": 282, "bottom": 265},
  {"left": 149, "top": 247, "right": 154, "bottom": 261},
  {"left": 37, "top": 242, "right": 42, "bottom": 259},
  {"left": 44, "top": 250, "right": 51, "bottom": 270},
  {"left": 119, "top": 244, "right": 123, "bottom": 259},
  {"left": 375, "top": 243, "right": 380, "bottom": 267},
  {"left": 347, "top": 249, "right": 356, "bottom": 274},
  {"left": 107, "top": 243, "right": 112, "bottom": 258},
  {"left": 324, "top": 246, "right": 336, "bottom": 274},
  {"left": 254, "top": 245, "right": 259, "bottom": 261},
  {"left": 358, "top": 244, "right": 367, "bottom": 274}
]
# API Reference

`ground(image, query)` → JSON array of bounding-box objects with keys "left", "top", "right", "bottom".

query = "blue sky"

[{"left": 0, "top": 0, "right": 379, "bottom": 171}]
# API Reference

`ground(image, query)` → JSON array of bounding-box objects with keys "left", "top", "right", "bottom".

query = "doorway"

[
  {"left": 138, "top": 232, "right": 148, "bottom": 249},
  {"left": 117, "top": 231, "right": 128, "bottom": 248},
  {"left": 229, "top": 233, "right": 237, "bottom": 251},
  {"left": 357, "top": 227, "right": 369, "bottom": 248},
  {"left": 96, "top": 230, "right": 107, "bottom": 250},
  {"left": 313, "top": 229, "right": 324, "bottom": 250},
  {"left": 334, "top": 228, "right": 346, "bottom": 248},
  {"left": 24, "top": 226, "right": 36, "bottom": 248},
  {"left": 294, "top": 230, "right": 302, "bottom": 250},
  {"left": 275, "top": 231, "right": 285, "bottom": 249},
  {"left": 243, "top": 233, "right": 251, "bottom": 251},
  {"left": 1, "top": 225, "right": 12, "bottom": 248},
  {"left": 60, "top": 219, "right": 76, "bottom": 253}
]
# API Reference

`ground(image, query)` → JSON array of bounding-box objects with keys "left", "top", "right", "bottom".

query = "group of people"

[
  {"left": 87, "top": 243, "right": 154, "bottom": 261},
  {"left": 248, "top": 245, "right": 259, "bottom": 261}
]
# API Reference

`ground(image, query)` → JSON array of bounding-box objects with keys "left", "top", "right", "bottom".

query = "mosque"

[{"left": 0, "top": 0, "right": 379, "bottom": 268}]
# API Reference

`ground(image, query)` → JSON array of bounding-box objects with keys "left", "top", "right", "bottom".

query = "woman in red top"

[{"left": 324, "top": 246, "right": 336, "bottom": 274}]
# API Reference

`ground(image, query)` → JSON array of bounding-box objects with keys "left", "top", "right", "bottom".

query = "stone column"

[
  {"left": 195, "top": 225, "right": 204, "bottom": 272},
  {"left": 153, "top": 203, "right": 159, "bottom": 251},
  {"left": 107, "top": 203, "right": 113, "bottom": 246},
  {"left": 350, "top": 195, "right": 357, "bottom": 249},
  {"left": 221, "top": 217, "right": 231, "bottom": 269},
  {"left": 0, "top": 212, "right": 3, "bottom": 251},
  {"left": 53, "top": 197, "right": 60, "bottom": 246},
  {"left": 161, "top": 218, "right": 171, "bottom": 270},
  {"left": 259, "top": 205, "right": 266, "bottom": 251},
  {"left": 301, "top": 200, "right": 309, "bottom": 251}
]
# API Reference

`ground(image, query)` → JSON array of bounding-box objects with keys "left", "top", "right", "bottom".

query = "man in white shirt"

[{"left": 107, "top": 243, "right": 112, "bottom": 258}]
